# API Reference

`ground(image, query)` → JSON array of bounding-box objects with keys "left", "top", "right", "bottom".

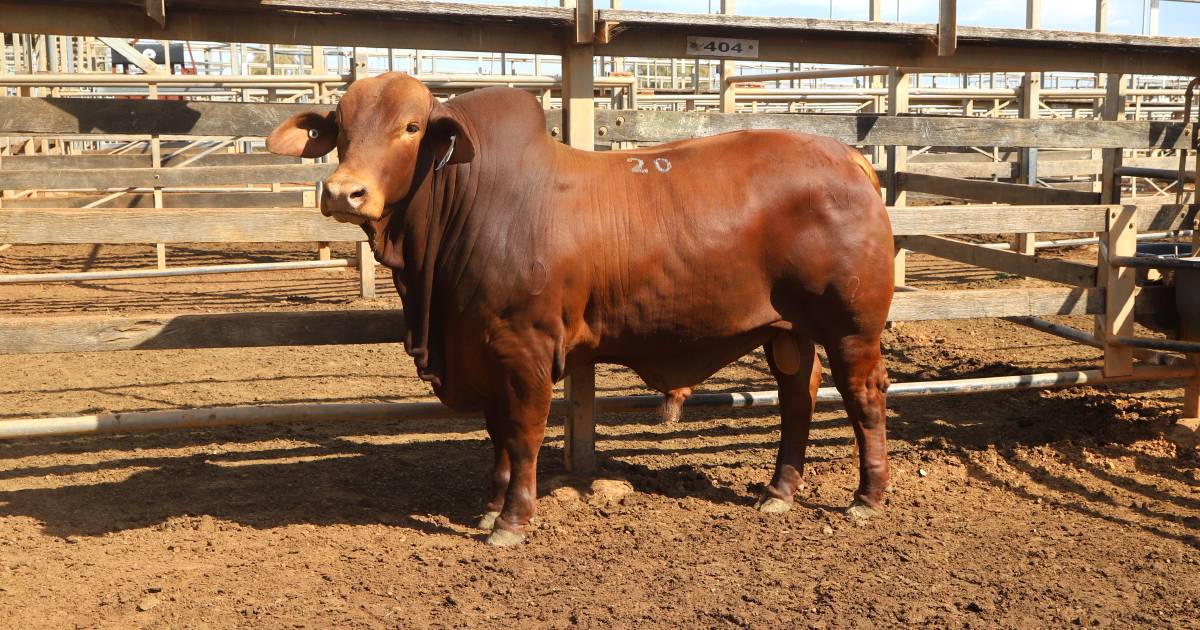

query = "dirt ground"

[{"left": 0, "top": 243, "right": 1197, "bottom": 629}]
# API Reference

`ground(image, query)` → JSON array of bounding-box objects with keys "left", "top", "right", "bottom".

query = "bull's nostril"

[{"left": 349, "top": 188, "right": 366, "bottom": 199}]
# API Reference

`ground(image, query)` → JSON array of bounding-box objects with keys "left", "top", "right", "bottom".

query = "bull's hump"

[{"left": 448, "top": 87, "right": 549, "bottom": 149}]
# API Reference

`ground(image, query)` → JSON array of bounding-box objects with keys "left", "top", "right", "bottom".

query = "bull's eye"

[
  {"left": 307, "top": 128, "right": 320, "bottom": 139},
  {"left": 406, "top": 123, "right": 420, "bottom": 133}
]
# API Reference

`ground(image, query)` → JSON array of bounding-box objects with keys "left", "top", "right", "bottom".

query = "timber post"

[
  {"left": 718, "top": 0, "right": 737, "bottom": 114},
  {"left": 561, "top": 0, "right": 598, "bottom": 476},
  {"left": 887, "top": 67, "right": 910, "bottom": 287},
  {"left": 1013, "top": 0, "right": 1041, "bottom": 257}
]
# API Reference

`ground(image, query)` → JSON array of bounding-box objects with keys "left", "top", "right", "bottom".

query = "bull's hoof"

[
  {"left": 845, "top": 499, "right": 883, "bottom": 521},
  {"left": 754, "top": 496, "right": 792, "bottom": 514},
  {"left": 477, "top": 511, "right": 501, "bottom": 531},
  {"left": 485, "top": 528, "right": 526, "bottom": 547}
]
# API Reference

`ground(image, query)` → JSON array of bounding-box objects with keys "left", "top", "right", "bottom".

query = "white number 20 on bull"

[{"left": 627, "top": 157, "right": 672, "bottom": 174}]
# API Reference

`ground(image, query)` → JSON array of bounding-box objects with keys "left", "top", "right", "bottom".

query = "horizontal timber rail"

[
  {"left": 594, "top": 8, "right": 1200, "bottom": 75},
  {"left": 0, "top": 288, "right": 1172, "bottom": 355},
  {"left": 1, "top": 205, "right": 1192, "bottom": 244},
  {"left": 0, "top": 365, "right": 1191, "bottom": 441},
  {"left": 3, "top": 99, "right": 1194, "bottom": 150},
  {"left": 0, "top": 259, "right": 353, "bottom": 285},
  {"left": 6, "top": 1, "right": 1200, "bottom": 75},
  {"left": 896, "top": 172, "right": 1102, "bottom": 205},
  {"left": 0, "top": 208, "right": 364, "bottom": 244},
  {"left": 0, "top": 164, "right": 336, "bottom": 190},
  {"left": 895, "top": 235, "right": 1099, "bottom": 287},
  {"left": 586, "top": 111, "right": 1191, "bottom": 150}
]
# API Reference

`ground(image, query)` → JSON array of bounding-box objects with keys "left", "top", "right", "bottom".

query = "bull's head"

[{"left": 266, "top": 73, "right": 475, "bottom": 225}]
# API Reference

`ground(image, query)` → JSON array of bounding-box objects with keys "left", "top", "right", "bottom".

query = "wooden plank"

[
  {"left": 258, "top": 0, "right": 574, "bottom": 22},
  {"left": 2, "top": 203, "right": 1186, "bottom": 248},
  {"left": 563, "top": 0, "right": 598, "bottom": 477},
  {"left": 0, "top": 208, "right": 365, "bottom": 244},
  {"left": 0, "top": 285, "right": 1174, "bottom": 355},
  {"left": 907, "top": 161, "right": 1016, "bottom": 179},
  {"left": 888, "top": 204, "right": 1109, "bottom": 235},
  {"left": 564, "top": 364, "right": 597, "bottom": 475},
  {"left": 889, "top": 287, "right": 1100, "bottom": 321},
  {"left": 595, "top": 110, "right": 1192, "bottom": 150},
  {"left": 0, "top": 310, "right": 406, "bottom": 355},
  {"left": 0, "top": 2, "right": 566, "bottom": 57},
  {"left": 595, "top": 9, "right": 1200, "bottom": 75},
  {"left": 0, "top": 191, "right": 306, "bottom": 209},
  {"left": 1134, "top": 203, "right": 1197, "bottom": 232},
  {"left": 718, "top": 0, "right": 737, "bottom": 114},
  {"left": 897, "top": 235, "right": 1098, "bottom": 287},
  {"left": 0, "top": 153, "right": 302, "bottom": 169},
  {"left": 357, "top": 241, "right": 376, "bottom": 299},
  {"left": 938, "top": 0, "right": 957, "bottom": 57},
  {"left": 98, "top": 37, "right": 163, "bottom": 74},
  {"left": 898, "top": 172, "right": 1101, "bottom": 205},
  {"left": 1103, "top": 205, "right": 1137, "bottom": 377},
  {"left": 0, "top": 96, "right": 333, "bottom": 137},
  {"left": 0, "top": 163, "right": 335, "bottom": 189},
  {"left": 6, "top": 97, "right": 1192, "bottom": 150}
]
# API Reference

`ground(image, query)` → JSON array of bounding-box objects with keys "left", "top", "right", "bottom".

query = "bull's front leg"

[{"left": 484, "top": 365, "right": 553, "bottom": 547}]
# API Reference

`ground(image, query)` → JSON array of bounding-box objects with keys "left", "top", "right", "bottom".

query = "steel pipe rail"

[
  {"left": 980, "top": 231, "right": 1194, "bottom": 250},
  {"left": 1109, "top": 255, "right": 1200, "bottom": 270},
  {"left": 726, "top": 66, "right": 894, "bottom": 85},
  {"left": 0, "top": 365, "right": 1191, "bottom": 440},
  {"left": 1111, "top": 336, "right": 1200, "bottom": 354},
  {"left": 1114, "top": 166, "right": 1187, "bottom": 181},
  {"left": 0, "top": 259, "right": 352, "bottom": 284},
  {"left": 0, "top": 73, "right": 347, "bottom": 86}
]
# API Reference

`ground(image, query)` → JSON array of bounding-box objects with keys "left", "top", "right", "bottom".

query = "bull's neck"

[{"left": 366, "top": 156, "right": 474, "bottom": 274}]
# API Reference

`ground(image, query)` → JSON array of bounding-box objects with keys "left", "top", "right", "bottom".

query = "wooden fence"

[{"left": 0, "top": 0, "right": 1198, "bottom": 466}]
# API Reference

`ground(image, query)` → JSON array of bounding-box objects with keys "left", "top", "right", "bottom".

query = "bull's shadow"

[{"left": 0, "top": 419, "right": 760, "bottom": 540}]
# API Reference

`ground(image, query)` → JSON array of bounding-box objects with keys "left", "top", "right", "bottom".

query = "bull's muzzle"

[{"left": 322, "top": 175, "right": 371, "bottom": 224}]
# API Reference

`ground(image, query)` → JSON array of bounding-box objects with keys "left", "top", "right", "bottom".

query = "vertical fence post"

[
  {"left": 1098, "top": 75, "right": 1133, "bottom": 378},
  {"left": 356, "top": 241, "right": 375, "bottom": 299},
  {"left": 1014, "top": 0, "right": 1041, "bottom": 256},
  {"left": 1102, "top": 206, "right": 1136, "bottom": 378},
  {"left": 1092, "top": 0, "right": 1108, "bottom": 194},
  {"left": 348, "top": 48, "right": 375, "bottom": 298},
  {"left": 561, "top": 0, "right": 598, "bottom": 476},
  {"left": 868, "top": 0, "right": 884, "bottom": 167},
  {"left": 887, "top": 68, "right": 910, "bottom": 287},
  {"left": 718, "top": 0, "right": 737, "bottom": 114},
  {"left": 1187, "top": 119, "right": 1200, "bottom": 420},
  {"left": 149, "top": 76, "right": 166, "bottom": 270}
]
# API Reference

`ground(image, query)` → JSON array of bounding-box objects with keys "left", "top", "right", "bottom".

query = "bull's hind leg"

[
  {"left": 825, "top": 333, "right": 890, "bottom": 519},
  {"left": 755, "top": 334, "right": 822, "bottom": 513},
  {"left": 477, "top": 414, "right": 511, "bottom": 531}
]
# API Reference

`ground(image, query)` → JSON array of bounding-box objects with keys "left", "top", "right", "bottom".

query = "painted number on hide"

[{"left": 627, "top": 157, "right": 672, "bottom": 174}]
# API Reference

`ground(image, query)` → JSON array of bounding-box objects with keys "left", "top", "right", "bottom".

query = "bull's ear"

[
  {"left": 427, "top": 100, "right": 475, "bottom": 165},
  {"left": 266, "top": 111, "right": 338, "bottom": 158}
]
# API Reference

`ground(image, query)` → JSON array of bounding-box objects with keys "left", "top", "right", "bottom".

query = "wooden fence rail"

[
  {"left": 3, "top": 98, "right": 1194, "bottom": 150},
  {"left": 1, "top": 204, "right": 1192, "bottom": 244},
  {"left": 0, "top": 287, "right": 1172, "bottom": 356}
]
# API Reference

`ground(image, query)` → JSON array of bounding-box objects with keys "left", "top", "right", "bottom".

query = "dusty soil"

[{"left": 0, "top": 242, "right": 1197, "bottom": 629}]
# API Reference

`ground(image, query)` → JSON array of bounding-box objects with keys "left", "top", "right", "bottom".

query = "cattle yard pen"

[{"left": 1, "top": 0, "right": 1199, "bottom": 471}]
